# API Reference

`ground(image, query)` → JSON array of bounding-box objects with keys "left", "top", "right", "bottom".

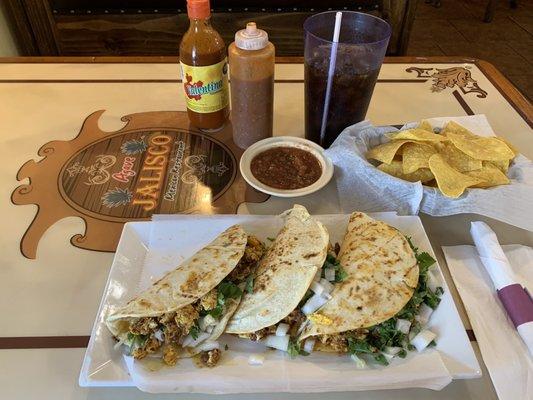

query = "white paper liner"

[
  {"left": 325, "top": 115, "right": 533, "bottom": 231},
  {"left": 116, "top": 213, "right": 470, "bottom": 393}
]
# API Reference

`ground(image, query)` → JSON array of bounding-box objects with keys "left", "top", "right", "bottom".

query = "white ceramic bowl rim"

[{"left": 239, "top": 136, "right": 334, "bottom": 198}]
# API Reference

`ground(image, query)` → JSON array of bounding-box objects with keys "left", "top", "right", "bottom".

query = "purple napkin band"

[{"left": 497, "top": 284, "right": 533, "bottom": 328}]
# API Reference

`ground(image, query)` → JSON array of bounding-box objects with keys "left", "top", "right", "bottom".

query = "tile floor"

[{"left": 408, "top": 0, "right": 532, "bottom": 100}]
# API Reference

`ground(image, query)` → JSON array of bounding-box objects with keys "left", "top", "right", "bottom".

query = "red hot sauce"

[{"left": 250, "top": 146, "right": 322, "bottom": 190}]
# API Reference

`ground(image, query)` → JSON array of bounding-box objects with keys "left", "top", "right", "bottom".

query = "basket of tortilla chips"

[
  {"left": 324, "top": 115, "right": 533, "bottom": 231},
  {"left": 366, "top": 120, "right": 517, "bottom": 198}
]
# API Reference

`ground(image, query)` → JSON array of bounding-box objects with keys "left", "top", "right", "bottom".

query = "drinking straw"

[{"left": 319, "top": 11, "right": 343, "bottom": 147}]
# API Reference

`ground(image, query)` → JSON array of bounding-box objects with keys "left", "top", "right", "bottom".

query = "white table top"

[{"left": 0, "top": 59, "right": 532, "bottom": 399}]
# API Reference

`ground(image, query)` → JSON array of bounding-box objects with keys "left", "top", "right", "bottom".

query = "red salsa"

[{"left": 250, "top": 146, "right": 322, "bottom": 190}]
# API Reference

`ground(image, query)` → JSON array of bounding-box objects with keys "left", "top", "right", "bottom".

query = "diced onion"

[
  {"left": 395, "top": 318, "right": 412, "bottom": 334},
  {"left": 199, "top": 315, "right": 217, "bottom": 330},
  {"left": 248, "top": 354, "right": 265, "bottom": 365},
  {"left": 303, "top": 339, "right": 315, "bottom": 353},
  {"left": 153, "top": 330, "right": 164, "bottom": 342},
  {"left": 198, "top": 318, "right": 207, "bottom": 331},
  {"left": 350, "top": 353, "right": 367, "bottom": 369},
  {"left": 384, "top": 346, "right": 402, "bottom": 356},
  {"left": 410, "top": 330, "right": 437, "bottom": 352},
  {"left": 206, "top": 325, "right": 215, "bottom": 334},
  {"left": 415, "top": 304, "right": 434, "bottom": 326},
  {"left": 427, "top": 271, "right": 440, "bottom": 293},
  {"left": 182, "top": 331, "right": 210, "bottom": 348},
  {"left": 264, "top": 335, "right": 290, "bottom": 352},
  {"left": 301, "top": 293, "right": 329, "bottom": 315},
  {"left": 196, "top": 340, "right": 220, "bottom": 352},
  {"left": 319, "top": 278, "right": 334, "bottom": 293},
  {"left": 310, "top": 281, "right": 325, "bottom": 295},
  {"left": 324, "top": 268, "right": 336, "bottom": 282},
  {"left": 275, "top": 323, "right": 290, "bottom": 337},
  {"left": 313, "top": 268, "right": 322, "bottom": 282}
]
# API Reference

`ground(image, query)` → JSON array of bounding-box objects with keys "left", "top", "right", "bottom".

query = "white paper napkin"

[
  {"left": 326, "top": 115, "right": 533, "bottom": 231},
  {"left": 470, "top": 221, "right": 518, "bottom": 290},
  {"left": 442, "top": 244, "right": 533, "bottom": 400}
]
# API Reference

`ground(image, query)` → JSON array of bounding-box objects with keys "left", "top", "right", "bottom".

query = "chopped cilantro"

[
  {"left": 428, "top": 340, "right": 437, "bottom": 347},
  {"left": 417, "top": 252, "right": 436, "bottom": 273},
  {"left": 189, "top": 324, "right": 200, "bottom": 340},
  {"left": 207, "top": 281, "right": 243, "bottom": 319},
  {"left": 287, "top": 339, "right": 309, "bottom": 358},
  {"left": 322, "top": 254, "right": 347, "bottom": 282},
  {"left": 218, "top": 281, "right": 243, "bottom": 300},
  {"left": 347, "top": 338, "right": 374, "bottom": 354},
  {"left": 424, "top": 288, "right": 442, "bottom": 309},
  {"left": 397, "top": 349, "right": 407, "bottom": 358},
  {"left": 335, "top": 265, "right": 348, "bottom": 282},
  {"left": 245, "top": 275, "right": 254, "bottom": 294},
  {"left": 126, "top": 333, "right": 148, "bottom": 354},
  {"left": 224, "top": 344, "right": 229, "bottom": 351},
  {"left": 207, "top": 304, "right": 223, "bottom": 318},
  {"left": 267, "top": 237, "right": 275, "bottom": 241},
  {"left": 373, "top": 353, "right": 389, "bottom": 366}
]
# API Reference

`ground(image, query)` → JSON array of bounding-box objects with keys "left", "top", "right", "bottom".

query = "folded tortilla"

[
  {"left": 300, "top": 212, "right": 419, "bottom": 341},
  {"left": 226, "top": 205, "right": 329, "bottom": 334},
  {"left": 106, "top": 224, "right": 262, "bottom": 364}
]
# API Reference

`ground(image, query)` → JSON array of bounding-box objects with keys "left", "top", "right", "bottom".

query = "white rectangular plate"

[{"left": 79, "top": 213, "right": 481, "bottom": 392}]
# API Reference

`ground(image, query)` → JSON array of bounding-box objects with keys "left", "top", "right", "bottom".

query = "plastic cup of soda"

[{"left": 304, "top": 11, "right": 391, "bottom": 148}]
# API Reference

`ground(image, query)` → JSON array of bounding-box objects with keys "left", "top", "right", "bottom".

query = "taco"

[
  {"left": 226, "top": 205, "right": 341, "bottom": 354},
  {"left": 298, "top": 212, "right": 442, "bottom": 366},
  {"left": 106, "top": 224, "right": 265, "bottom": 368}
]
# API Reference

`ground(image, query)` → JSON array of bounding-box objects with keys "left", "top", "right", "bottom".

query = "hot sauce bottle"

[
  {"left": 229, "top": 22, "right": 275, "bottom": 149},
  {"left": 179, "top": 0, "right": 229, "bottom": 132}
]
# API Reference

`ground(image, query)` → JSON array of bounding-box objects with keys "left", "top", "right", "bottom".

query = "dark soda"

[{"left": 305, "top": 45, "right": 380, "bottom": 148}]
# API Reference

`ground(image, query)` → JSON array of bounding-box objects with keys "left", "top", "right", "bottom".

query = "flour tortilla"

[
  {"left": 226, "top": 205, "right": 329, "bottom": 334},
  {"left": 301, "top": 212, "right": 418, "bottom": 339},
  {"left": 106, "top": 224, "right": 247, "bottom": 345}
]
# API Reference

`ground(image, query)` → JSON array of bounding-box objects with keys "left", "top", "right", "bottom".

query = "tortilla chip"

[
  {"left": 446, "top": 132, "right": 515, "bottom": 161},
  {"left": 418, "top": 120, "right": 434, "bottom": 132},
  {"left": 495, "top": 136, "right": 519, "bottom": 156},
  {"left": 441, "top": 121, "right": 476, "bottom": 138},
  {"left": 483, "top": 159, "right": 509, "bottom": 174},
  {"left": 390, "top": 128, "right": 447, "bottom": 143},
  {"left": 366, "top": 140, "right": 412, "bottom": 164},
  {"left": 438, "top": 142, "right": 482, "bottom": 172},
  {"left": 466, "top": 165, "right": 510, "bottom": 188},
  {"left": 402, "top": 142, "right": 437, "bottom": 174},
  {"left": 378, "top": 161, "right": 434, "bottom": 183},
  {"left": 428, "top": 154, "right": 482, "bottom": 198}
]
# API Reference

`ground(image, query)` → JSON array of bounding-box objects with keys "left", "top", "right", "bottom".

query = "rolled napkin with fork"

[{"left": 470, "top": 221, "right": 533, "bottom": 356}]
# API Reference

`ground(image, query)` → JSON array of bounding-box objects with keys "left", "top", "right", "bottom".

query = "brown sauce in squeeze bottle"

[
  {"left": 229, "top": 23, "right": 275, "bottom": 149},
  {"left": 179, "top": 0, "right": 229, "bottom": 132}
]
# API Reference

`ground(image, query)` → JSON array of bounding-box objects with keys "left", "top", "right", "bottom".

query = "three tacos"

[{"left": 107, "top": 206, "right": 440, "bottom": 368}]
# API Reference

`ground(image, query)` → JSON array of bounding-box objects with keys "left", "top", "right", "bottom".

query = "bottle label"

[{"left": 180, "top": 59, "right": 229, "bottom": 114}]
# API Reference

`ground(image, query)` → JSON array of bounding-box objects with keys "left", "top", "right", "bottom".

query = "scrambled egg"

[{"left": 308, "top": 313, "right": 333, "bottom": 326}]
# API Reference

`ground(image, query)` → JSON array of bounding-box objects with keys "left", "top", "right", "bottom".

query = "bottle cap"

[
  {"left": 187, "top": 0, "right": 210, "bottom": 19},
  {"left": 235, "top": 22, "right": 269, "bottom": 50}
]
